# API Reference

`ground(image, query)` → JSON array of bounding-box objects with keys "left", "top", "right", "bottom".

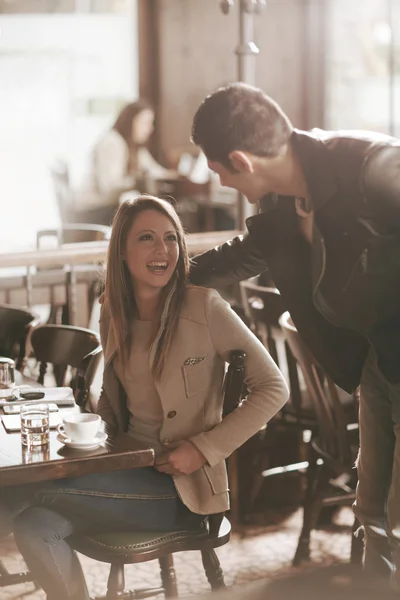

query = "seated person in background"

[
  {"left": 75, "top": 100, "right": 175, "bottom": 225},
  {"left": 0, "top": 195, "right": 288, "bottom": 600}
]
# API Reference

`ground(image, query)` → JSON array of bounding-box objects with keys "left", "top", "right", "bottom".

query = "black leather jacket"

[{"left": 190, "top": 129, "right": 400, "bottom": 393}]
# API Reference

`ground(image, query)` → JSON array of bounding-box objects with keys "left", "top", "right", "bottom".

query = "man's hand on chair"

[{"left": 155, "top": 440, "right": 206, "bottom": 476}]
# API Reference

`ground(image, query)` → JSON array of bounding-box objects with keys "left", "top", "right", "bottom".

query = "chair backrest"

[
  {"left": 240, "top": 281, "right": 285, "bottom": 329},
  {"left": 0, "top": 304, "right": 39, "bottom": 370},
  {"left": 36, "top": 223, "right": 111, "bottom": 248},
  {"left": 240, "top": 281, "right": 286, "bottom": 366},
  {"left": 30, "top": 324, "right": 102, "bottom": 408},
  {"left": 279, "top": 312, "right": 352, "bottom": 465},
  {"left": 50, "top": 160, "right": 73, "bottom": 225},
  {"left": 223, "top": 350, "right": 246, "bottom": 417}
]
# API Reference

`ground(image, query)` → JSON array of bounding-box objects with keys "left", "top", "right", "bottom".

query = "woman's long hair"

[
  {"left": 112, "top": 100, "right": 153, "bottom": 146},
  {"left": 105, "top": 195, "right": 189, "bottom": 379}
]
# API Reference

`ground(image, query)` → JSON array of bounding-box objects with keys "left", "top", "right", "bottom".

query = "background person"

[
  {"left": 75, "top": 100, "right": 175, "bottom": 225},
  {"left": 0, "top": 195, "right": 288, "bottom": 600},
  {"left": 189, "top": 82, "right": 400, "bottom": 589}
]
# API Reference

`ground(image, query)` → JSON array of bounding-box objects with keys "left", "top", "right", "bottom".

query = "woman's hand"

[{"left": 155, "top": 441, "right": 207, "bottom": 476}]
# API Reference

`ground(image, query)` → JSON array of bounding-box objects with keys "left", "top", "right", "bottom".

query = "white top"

[
  {"left": 75, "top": 129, "right": 172, "bottom": 209},
  {"left": 113, "top": 320, "right": 164, "bottom": 453}
]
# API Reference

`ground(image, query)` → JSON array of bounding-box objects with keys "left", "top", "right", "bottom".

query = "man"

[{"left": 189, "top": 82, "right": 400, "bottom": 586}]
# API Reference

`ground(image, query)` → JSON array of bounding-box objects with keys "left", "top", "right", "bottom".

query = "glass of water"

[
  {"left": 22, "top": 444, "right": 50, "bottom": 464},
  {"left": 20, "top": 403, "right": 50, "bottom": 447}
]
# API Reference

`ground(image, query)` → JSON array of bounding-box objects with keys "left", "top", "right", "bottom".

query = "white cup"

[{"left": 59, "top": 413, "right": 101, "bottom": 443}]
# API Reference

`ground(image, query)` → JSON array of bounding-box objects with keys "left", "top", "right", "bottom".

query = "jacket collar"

[
  {"left": 258, "top": 129, "right": 339, "bottom": 214},
  {"left": 291, "top": 128, "right": 339, "bottom": 211}
]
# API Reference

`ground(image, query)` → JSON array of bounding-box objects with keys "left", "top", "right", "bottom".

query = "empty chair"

[
  {"left": 237, "top": 282, "right": 318, "bottom": 521},
  {"left": 280, "top": 312, "right": 361, "bottom": 565},
  {"left": 50, "top": 160, "right": 100, "bottom": 226},
  {"left": 69, "top": 350, "right": 246, "bottom": 600},
  {"left": 0, "top": 304, "right": 39, "bottom": 371},
  {"left": 50, "top": 159, "right": 74, "bottom": 225},
  {"left": 30, "top": 324, "right": 102, "bottom": 408}
]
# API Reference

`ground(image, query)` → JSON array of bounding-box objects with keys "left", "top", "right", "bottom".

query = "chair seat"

[{"left": 71, "top": 517, "right": 231, "bottom": 563}]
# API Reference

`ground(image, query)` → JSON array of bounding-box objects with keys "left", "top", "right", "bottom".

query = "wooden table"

[
  {"left": 0, "top": 376, "right": 155, "bottom": 589},
  {"left": 0, "top": 374, "right": 155, "bottom": 487},
  {"left": 0, "top": 427, "right": 155, "bottom": 488}
]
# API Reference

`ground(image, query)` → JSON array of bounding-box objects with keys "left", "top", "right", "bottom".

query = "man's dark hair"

[{"left": 191, "top": 82, "right": 293, "bottom": 170}]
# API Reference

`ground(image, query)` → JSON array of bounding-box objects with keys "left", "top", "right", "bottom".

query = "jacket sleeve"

[
  {"left": 95, "top": 306, "right": 118, "bottom": 430},
  {"left": 189, "top": 290, "right": 289, "bottom": 467},
  {"left": 362, "top": 142, "right": 400, "bottom": 230},
  {"left": 189, "top": 233, "right": 269, "bottom": 289}
]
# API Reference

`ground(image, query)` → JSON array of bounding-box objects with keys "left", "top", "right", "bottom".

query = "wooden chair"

[
  {"left": 0, "top": 304, "right": 39, "bottom": 371},
  {"left": 50, "top": 160, "right": 111, "bottom": 227},
  {"left": 30, "top": 324, "right": 102, "bottom": 409},
  {"left": 50, "top": 159, "right": 74, "bottom": 225},
  {"left": 238, "top": 282, "right": 316, "bottom": 521},
  {"left": 69, "top": 350, "right": 246, "bottom": 599},
  {"left": 279, "top": 312, "right": 361, "bottom": 566},
  {"left": 240, "top": 281, "right": 285, "bottom": 366}
]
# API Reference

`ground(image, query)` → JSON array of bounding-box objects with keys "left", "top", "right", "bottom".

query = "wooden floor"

[{"left": 0, "top": 507, "right": 355, "bottom": 599}]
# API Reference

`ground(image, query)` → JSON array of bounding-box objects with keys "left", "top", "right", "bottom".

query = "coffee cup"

[{"left": 58, "top": 413, "right": 101, "bottom": 443}]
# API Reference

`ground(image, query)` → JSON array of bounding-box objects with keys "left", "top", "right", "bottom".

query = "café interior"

[{"left": 0, "top": 0, "right": 399, "bottom": 599}]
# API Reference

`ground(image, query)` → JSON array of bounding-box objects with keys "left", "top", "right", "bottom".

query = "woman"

[
  {"left": 9, "top": 196, "right": 288, "bottom": 600},
  {"left": 75, "top": 101, "right": 175, "bottom": 225}
]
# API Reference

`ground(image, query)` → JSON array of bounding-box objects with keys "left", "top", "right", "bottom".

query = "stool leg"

[
  {"left": 201, "top": 549, "right": 225, "bottom": 590},
  {"left": 106, "top": 563, "right": 125, "bottom": 599},
  {"left": 159, "top": 554, "right": 178, "bottom": 598}
]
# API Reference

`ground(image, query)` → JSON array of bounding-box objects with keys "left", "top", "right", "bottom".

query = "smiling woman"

[
  {"left": 105, "top": 196, "right": 189, "bottom": 376},
  {"left": 3, "top": 194, "right": 289, "bottom": 600},
  {"left": 123, "top": 210, "right": 180, "bottom": 299}
]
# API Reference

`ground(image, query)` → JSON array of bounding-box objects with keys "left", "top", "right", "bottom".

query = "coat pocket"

[
  {"left": 203, "top": 462, "right": 229, "bottom": 495},
  {"left": 182, "top": 358, "right": 208, "bottom": 398}
]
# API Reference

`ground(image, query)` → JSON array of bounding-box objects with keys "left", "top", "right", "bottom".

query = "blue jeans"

[
  {"left": 1, "top": 467, "right": 204, "bottom": 600},
  {"left": 353, "top": 348, "right": 400, "bottom": 590}
]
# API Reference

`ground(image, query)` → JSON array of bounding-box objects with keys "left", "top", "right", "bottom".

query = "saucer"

[{"left": 56, "top": 430, "right": 108, "bottom": 450}]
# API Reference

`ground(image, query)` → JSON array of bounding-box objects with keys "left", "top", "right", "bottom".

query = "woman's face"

[
  {"left": 124, "top": 209, "right": 179, "bottom": 295},
  {"left": 131, "top": 109, "right": 155, "bottom": 144}
]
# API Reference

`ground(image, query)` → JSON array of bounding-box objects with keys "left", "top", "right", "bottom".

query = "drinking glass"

[
  {"left": 22, "top": 444, "right": 50, "bottom": 464},
  {"left": 0, "top": 357, "right": 15, "bottom": 398},
  {"left": 20, "top": 403, "right": 50, "bottom": 447}
]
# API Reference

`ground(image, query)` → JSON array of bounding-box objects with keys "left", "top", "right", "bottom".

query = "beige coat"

[{"left": 97, "top": 286, "right": 289, "bottom": 515}]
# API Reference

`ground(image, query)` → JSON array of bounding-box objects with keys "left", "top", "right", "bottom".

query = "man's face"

[{"left": 207, "top": 159, "right": 264, "bottom": 205}]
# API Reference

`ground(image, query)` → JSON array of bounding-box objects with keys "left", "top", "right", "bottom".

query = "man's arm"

[{"left": 189, "top": 233, "right": 269, "bottom": 288}]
